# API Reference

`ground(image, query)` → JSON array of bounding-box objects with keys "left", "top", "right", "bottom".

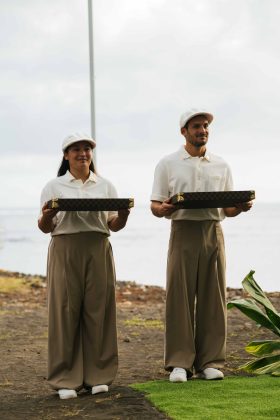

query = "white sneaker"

[
  {"left": 196, "top": 368, "right": 224, "bottom": 380},
  {"left": 92, "top": 384, "right": 109, "bottom": 395},
  {"left": 58, "top": 389, "right": 77, "bottom": 399},
  {"left": 169, "top": 367, "right": 187, "bottom": 382}
]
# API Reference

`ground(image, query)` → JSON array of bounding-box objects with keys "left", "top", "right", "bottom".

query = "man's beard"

[{"left": 188, "top": 137, "right": 207, "bottom": 148}]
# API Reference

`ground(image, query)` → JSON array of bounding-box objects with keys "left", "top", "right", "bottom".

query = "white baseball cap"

[
  {"left": 179, "top": 108, "right": 214, "bottom": 128},
  {"left": 62, "top": 132, "right": 96, "bottom": 151}
]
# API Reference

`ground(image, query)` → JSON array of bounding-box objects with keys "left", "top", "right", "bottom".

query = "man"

[{"left": 150, "top": 108, "right": 252, "bottom": 382}]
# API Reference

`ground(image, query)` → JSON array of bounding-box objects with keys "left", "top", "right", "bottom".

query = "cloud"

[{"left": 0, "top": 0, "right": 279, "bottom": 205}]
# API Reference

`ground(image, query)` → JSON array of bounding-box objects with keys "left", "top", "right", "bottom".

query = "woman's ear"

[{"left": 64, "top": 152, "right": 69, "bottom": 161}]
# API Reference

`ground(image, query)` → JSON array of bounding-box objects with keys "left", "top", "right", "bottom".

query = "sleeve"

[
  {"left": 38, "top": 184, "right": 50, "bottom": 219},
  {"left": 225, "top": 164, "right": 234, "bottom": 191},
  {"left": 150, "top": 160, "right": 169, "bottom": 202}
]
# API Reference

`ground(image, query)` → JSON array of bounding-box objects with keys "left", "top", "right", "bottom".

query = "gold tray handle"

[
  {"left": 51, "top": 198, "right": 59, "bottom": 209},
  {"left": 177, "top": 193, "right": 185, "bottom": 202}
]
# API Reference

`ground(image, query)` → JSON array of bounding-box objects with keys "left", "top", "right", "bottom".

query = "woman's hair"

[{"left": 57, "top": 146, "right": 95, "bottom": 177}]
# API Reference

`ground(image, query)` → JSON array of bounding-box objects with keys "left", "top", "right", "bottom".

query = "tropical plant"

[{"left": 227, "top": 270, "right": 280, "bottom": 376}]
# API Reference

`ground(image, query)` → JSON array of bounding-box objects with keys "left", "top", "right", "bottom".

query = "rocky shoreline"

[{"left": 1, "top": 267, "right": 279, "bottom": 300}]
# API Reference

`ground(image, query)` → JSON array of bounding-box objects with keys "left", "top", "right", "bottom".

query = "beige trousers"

[
  {"left": 47, "top": 231, "right": 118, "bottom": 390},
  {"left": 165, "top": 220, "right": 226, "bottom": 374}
]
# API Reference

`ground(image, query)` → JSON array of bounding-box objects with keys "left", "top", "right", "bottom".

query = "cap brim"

[{"left": 62, "top": 139, "right": 96, "bottom": 151}]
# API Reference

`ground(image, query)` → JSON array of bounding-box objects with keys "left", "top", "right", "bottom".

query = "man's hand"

[
  {"left": 151, "top": 199, "right": 177, "bottom": 218},
  {"left": 235, "top": 201, "right": 253, "bottom": 212},
  {"left": 223, "top": 201, "right": 253, "bottom": 217}
]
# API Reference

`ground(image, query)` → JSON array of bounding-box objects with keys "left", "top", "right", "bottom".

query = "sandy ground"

[{"left": 0, "top": 269, "right": 279, "bottom": 419}]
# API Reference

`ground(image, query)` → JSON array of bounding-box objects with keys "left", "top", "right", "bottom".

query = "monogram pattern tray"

[
  {"left": 170, "top": 190, "right": 255, "bottom": 209},
  {"left": 47, "top": 198, "right": 134, "bottom": 211}
]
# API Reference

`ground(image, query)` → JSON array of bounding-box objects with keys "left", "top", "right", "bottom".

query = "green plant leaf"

[
  {"left": 242, "top": 271, "right": 280, "bottom": 331},
  {"left": 265, "top": 308, "right": 280, "bottom": 331},
  {"left": 240, "top": 354, "right": 280, "bottom": 374},
  {"left": 242, "top": 271, "right": 274, "bottom": 310},
  {"left": 227, "top": 298, "right": 279, "bottom": 335},
  {"left": 254, "top": 360, "right": 280, "bottom": 375},
  {"left": 245, "top": 340, "right": 280, "bottom": 356},
  {"left": 271, "top": 369, "right": 280, "bottom": 377}
]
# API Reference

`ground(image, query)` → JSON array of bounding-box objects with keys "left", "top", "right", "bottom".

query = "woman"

[{"left": 38, "top": 132, "right": 130, "bottom": 400}]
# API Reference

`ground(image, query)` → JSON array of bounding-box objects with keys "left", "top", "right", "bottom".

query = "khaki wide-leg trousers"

[
  {"left": 47, "top": 231, "right": 118, "bottom": 390},
  {"left": 165, "top": 220, "right": 226, "bottom": 374}
]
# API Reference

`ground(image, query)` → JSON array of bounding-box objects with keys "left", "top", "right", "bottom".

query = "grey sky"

[{"left": 1, "top": 0, "right": 279, "bottom": 206}]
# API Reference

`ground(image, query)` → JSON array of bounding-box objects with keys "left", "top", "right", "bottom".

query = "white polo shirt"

[
  {"left": 40, "top": 170, "right": 118, "bottom": 236},
  {"left": 151, "top": 146, "right": 233, "bottom": 221}
]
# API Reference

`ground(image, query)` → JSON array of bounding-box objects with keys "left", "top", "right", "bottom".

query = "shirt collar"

[
  {"left": 65, "top": 170, "right": 97, "bottom": 183},
  {"left": 180, "top": 145, "right": 211, "bottom": 162},
  {"left": 88, "top": 171, "right": 97, "bottom": 182}
]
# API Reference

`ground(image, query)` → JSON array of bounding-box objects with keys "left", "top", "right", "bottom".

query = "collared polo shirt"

[
  {"left": 150, "top": 146, "right": 233, "bottom": 221},
  {"left": 40, "top": 170, "right": 118, "bottom": 236}
]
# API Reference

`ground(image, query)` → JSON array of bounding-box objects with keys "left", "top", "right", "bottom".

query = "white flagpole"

[{"left": 88, "top": 0, "right": 96, "bottom": 164}]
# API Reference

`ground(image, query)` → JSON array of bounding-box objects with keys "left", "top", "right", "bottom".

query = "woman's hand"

[
  {"left": 38, "top": 202, "right": 59, "bottom": 233},
  {"left": 108, "top": 208, "right": 131, "bottom": 232},
  {"left": 118, "top": 208, "right": 130, "bottom": 220}
]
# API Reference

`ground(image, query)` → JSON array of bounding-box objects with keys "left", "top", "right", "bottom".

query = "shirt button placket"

[{"left": 197, "top": 159, "right": 201, "bottom": 192}]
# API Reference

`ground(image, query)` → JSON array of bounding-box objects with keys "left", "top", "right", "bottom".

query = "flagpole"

[{"left": 88, "top": 0, "right": 96, "bottom": 164}]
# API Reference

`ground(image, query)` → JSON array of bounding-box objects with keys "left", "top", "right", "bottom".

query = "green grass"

[
  {"left": 0, "top": 276, "right": 29, "bottom": 293},
  {"left": 133, "top": 376, "right": 280, "bottom": 419},
  {"left": 0, "top": 275, "right": 43, "bottom": 294},
  {"left": 123, "top": 317, "right": 164, "bottom": 329}
]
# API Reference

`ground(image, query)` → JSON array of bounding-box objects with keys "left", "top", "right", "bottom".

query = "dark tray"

[
  {"left": 47, "top": 198, "right": 134, "bottom": 211},
  {"left": 170, "top": 190, "right": 255, "bottom": 209}
]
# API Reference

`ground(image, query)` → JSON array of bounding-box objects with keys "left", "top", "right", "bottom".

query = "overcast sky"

[{"left": 1, "top": 0, "right": 279, "bottom": 207}]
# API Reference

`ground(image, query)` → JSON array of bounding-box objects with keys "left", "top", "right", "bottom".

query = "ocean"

[{"left": 0, "top": 202, "right": 279, "bottom": 292}]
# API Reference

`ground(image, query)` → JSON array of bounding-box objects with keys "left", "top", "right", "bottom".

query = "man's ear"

[{"left": 181, "top": 127, "right": 187, "bottom": 136}]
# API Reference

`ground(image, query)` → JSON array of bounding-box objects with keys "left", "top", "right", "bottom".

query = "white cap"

[
  {"left": 179, "top": 108, "right": 214, "bottom": 128},
  {"left": 62, "top": 132, "right": 96, "bottom": 151}
]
